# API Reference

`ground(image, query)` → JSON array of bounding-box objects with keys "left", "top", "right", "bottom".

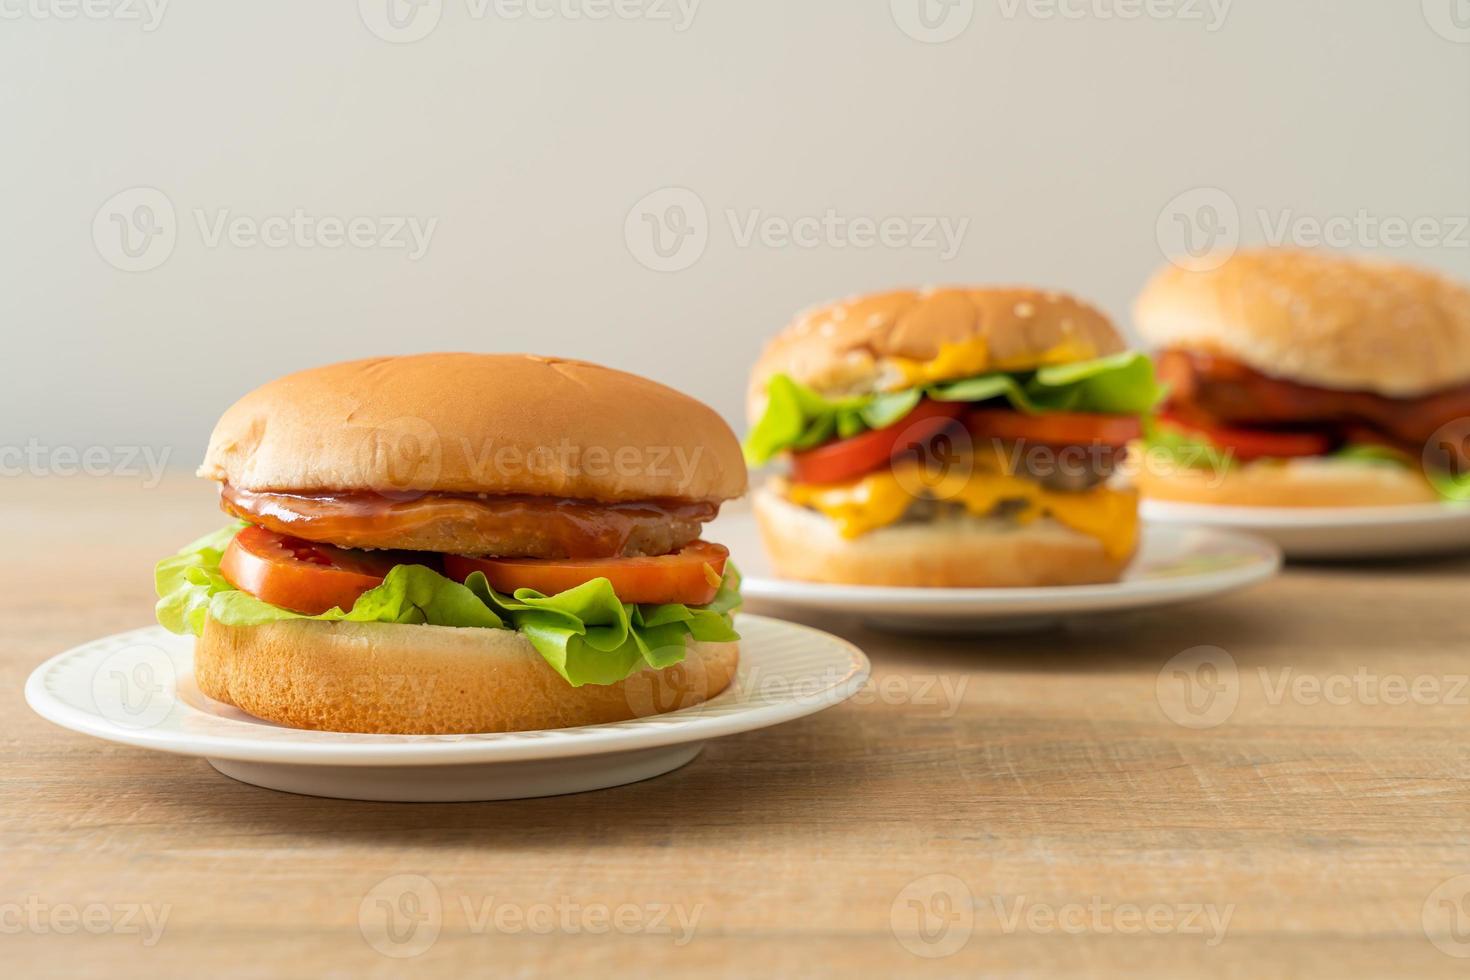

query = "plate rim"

[
  {"left": 1140, "top": 498, "right": 1470, "bottom": 529},
  {"left": 24, "top": 614, "right": 870, "bottom": 767}
]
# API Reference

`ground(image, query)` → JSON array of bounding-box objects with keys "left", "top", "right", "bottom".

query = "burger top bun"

[
  {"left": 199, "top": 353, "right": 748, "bottom": 503},
  {"left": 748, "top": 287, "right": 1126, "bottom": 421},
  {"left": 1135, "top": 250, "right": 1470, "bottom": 398}
]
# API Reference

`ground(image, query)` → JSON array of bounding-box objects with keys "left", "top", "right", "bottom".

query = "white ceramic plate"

[
  {"left": 25, "top": 615, "right": 869, "bottom": 803},
  {"left": 710, "top": 512, "right": 1280, "bottom": 633},
  {"left": 1141, "top": 499, "right": 1470, "bottom": 560}
]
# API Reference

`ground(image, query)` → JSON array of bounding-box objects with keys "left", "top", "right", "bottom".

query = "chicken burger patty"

[
  {"left": 220, "top": 484, "right": 719, "bottom": 558},
  {"left": 1156, "top": 349, "right": 1470, "bottom": 450}
]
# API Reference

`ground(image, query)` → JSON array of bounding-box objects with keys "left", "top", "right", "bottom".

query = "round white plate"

[
  {"left": 1141, "top": 499, "right": 1470, "bottom": 560},
  {"left": 710, "top": 513, "right": 1280, "bottom": 633},
  {"left": 25, "top": 615, "right": 869, "bottom": 803}
]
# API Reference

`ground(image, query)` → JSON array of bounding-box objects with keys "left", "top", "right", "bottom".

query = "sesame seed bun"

[
  {"left": 752, "top": 485, "right": 1131, "bottom": 587},
  {"left": 1134, "top": 251, "right": 1470, "bottom": 398},
  {"left": 748, "top": 287, "right": 1125, "bottom": 420},
  {"left": 200, "top": 353, "right": 748, "bottom": 504},
  {"left": 195, "top": 615, "right": 739, "bottom": 734}
]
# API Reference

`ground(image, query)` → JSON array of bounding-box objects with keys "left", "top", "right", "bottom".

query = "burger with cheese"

[
  {"left": 1135, "top": 250, "right": 1470, "bottom": 507},
  {"left": 744, "top": 288, "right": 1164, "bottom": 587},
  {"left": 155, "top": 353, "right": 747, "bottom": 734}
]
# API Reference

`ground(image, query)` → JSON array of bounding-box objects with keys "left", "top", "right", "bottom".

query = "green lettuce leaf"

[
  {"left": 1139, "top": 419, "right": 1237, "bottom": 472},
  {"left": 154, "top": 523, "right": 246, "bottom": 636},
  {"left": 1332, "top": 444, "right": 1411, "bottom": 467},
  {"left": 1337, "top": 445, "right": 1470, "bottom": 502},
  {"left": 1141, "top": 430, "right": 1470, "bottom": 501},
  {"left": 155, "top": 527, "right": 741, "bottom": 688},
  {"left": 743, "top": 353, "right": 1164, "bottom": 464}
]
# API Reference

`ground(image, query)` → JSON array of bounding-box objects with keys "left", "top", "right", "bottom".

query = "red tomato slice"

[
  {"left": 220, "top": 524, "right": 403, "bottom": 615},
  {"left": 444, "top": 541, "right": 730, "bottom": 606},
  {"left": 1157, "top": 412, "right": 1332, "bottom": 461},
  {"left": 789, "top": 400, "right": 965, "bottom": 485},
  {"left": 965, "top": 410, "right": 1141, "bottom": 447}
]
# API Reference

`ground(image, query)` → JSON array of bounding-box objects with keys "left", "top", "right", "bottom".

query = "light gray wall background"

[{"left": 4, "top": 1, "right": 1468, "bottom": 470}]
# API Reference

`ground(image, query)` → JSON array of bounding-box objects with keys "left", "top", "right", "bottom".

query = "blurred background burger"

[
  {"left": 744, "top": 288, "right": 1163, "bottom": 587},
  {"left": 1136, "top": 251, "right": 1470, "bottom": 507}
]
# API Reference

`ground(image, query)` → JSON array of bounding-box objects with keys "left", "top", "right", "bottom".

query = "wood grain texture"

[{"left": 4, "top": 474, "right": 1470, "bottom": 978}]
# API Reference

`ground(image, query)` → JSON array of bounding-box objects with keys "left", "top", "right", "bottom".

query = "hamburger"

[
  {"left": 1135, "top": 250, "right": 1470, "bottom": 507},
  {"left": 744, "top": 288, "right": 1163, "bottom": 587},
  {"left": 154, "top": 353, "right": 747, "bottom": 734}
]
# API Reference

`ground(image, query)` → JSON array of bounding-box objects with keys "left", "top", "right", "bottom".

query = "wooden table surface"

[{"left": 5, "top": 474, "right": 1470, "bottom": 979}]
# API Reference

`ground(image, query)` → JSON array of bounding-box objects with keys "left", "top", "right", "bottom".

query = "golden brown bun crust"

[
  {"left": 1134, "top": 251, "right": 1470, "bottom": 397},
  {"left": 195, "top": 617, "right": 739, "bottom": 734},
  {"left": 1134, "top": 456, "right": 1440, "bottom": 508},
  {"left": 200, "top": 353, "right": 747, "bottom": 503},
  {"left": 753, "top": 485, "right": 1131, "bottom": 587},
  {"left": 748, "top": 287, "right": 1124, "bottom": 417}
]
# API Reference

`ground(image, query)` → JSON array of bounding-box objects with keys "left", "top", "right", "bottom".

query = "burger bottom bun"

[
  {"left": 1133, "top": 456, "right": 1439, "bottom": 508},
  {"left": 753, "top": 485, "right": 1132, "bottom": 587},
  {"left": 195, "top": 616, "right": 739, "bottom": 735}
]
